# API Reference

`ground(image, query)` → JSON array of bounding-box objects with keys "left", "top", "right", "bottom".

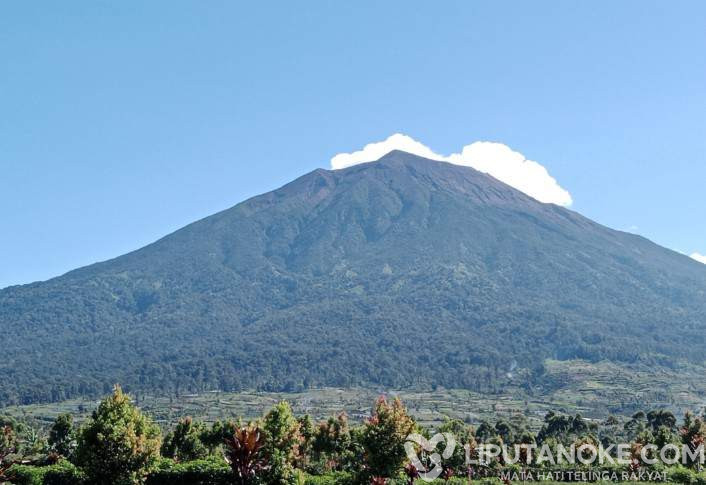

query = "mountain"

[{"left": 2, "top": 150, "right": 705, "bottom": 406}]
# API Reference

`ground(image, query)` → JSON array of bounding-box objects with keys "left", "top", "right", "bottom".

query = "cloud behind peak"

[
  {"left": 691, "top": 253, "right": 706, "bottom": 264},
  {"left": 330, "top": 133, "right": 573, "bottom": 206}
]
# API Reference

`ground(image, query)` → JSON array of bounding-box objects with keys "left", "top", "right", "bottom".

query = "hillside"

[{"left": 2, "top": 150, "right": 705, "bottom": 405}]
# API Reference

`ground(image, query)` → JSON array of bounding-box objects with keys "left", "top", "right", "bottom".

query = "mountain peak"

[
  {"left": 377, "top": 148, "right": 437, "bottom": 162},
  {"left": 1, "top": 151, "right": 706, "bottom": 405}
]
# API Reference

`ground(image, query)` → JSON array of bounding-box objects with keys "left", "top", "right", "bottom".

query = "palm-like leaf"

[{"left": 224, "top": 426, "right": 268, "bottom": 485}]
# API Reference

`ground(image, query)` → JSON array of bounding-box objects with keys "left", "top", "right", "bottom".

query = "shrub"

[
  {"left": 669, "top": 466, "right": 697, "bottom": 484},
  {"left": 43, "top": 461, "right": 87, "bottom": 485},
  {"left": 7, "top": 461, "right": 86, "bottom": 485},
  {"left": 145, "top": 457, "right": 232, "bottom": 485},
  {"left": 6, "top": 464, "right": 45, "bottom": 485},
  {"left": 694, "top": 472, "right": 706, "bottom": 485},
  {"left": 302, "top": 471, "right": 355, "bottom": 484}
]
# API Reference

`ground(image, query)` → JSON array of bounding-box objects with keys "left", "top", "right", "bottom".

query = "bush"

[
  {"left": 6, "top": 464, "right": 46, "bottom": 485},
  {"left": 43, "top": 461, "right": 87, "bottom": 485},
  {"left": 387, "top": 477, "right": 470, "bottom": 485},
  {"left": 7, "top": 461, "right": 86, "bottom": 485},
  {"left": 669, "top": 466, "right": 697, "bottom": 484},
  {"left": 145, "top": 458, "right": 232, "bottom": 485},
  {"left": 303, "top": 471, "right": 355, "bottom": 485}
]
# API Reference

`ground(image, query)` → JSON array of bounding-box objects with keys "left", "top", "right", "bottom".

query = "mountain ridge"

[
  {"left": 8, "top": 150, "right": 703, "bottom": 286},
  {"left": 2, "top": 150, "right": 705, "bottom": 405}
]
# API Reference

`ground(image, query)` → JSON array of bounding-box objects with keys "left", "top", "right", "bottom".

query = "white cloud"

[
  {"left": 330, "top": 133, "right": 443, "bottom": 169},
  {"left": 691, "top": 253, "right": 706, "bottom": 264},
  {"left": 330, "top": 133, "right": 573, "bottom": 206}
]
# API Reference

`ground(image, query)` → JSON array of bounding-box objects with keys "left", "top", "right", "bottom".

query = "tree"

[
  {"left": 49, "top": 413, "right": 75, "bottom": 458},
  {"left": 624, "top": 412, "right": 648, "bottom": 439},
  {"left": 680, "top": 412, "right": 706, "bottom": 469},
  {"left": 74, "top": 385, "right": 161, "bottom": 485},
  {"left": 161, "top": 416, "right": 209, "bottom": 462},
  {"left": 573, "top": 435, "right": 599, "bottom": 465},
  {"left": 494, "top": 420, "right": 515, "bottom": 445},
  {"left": 261, "top": 401, "right": 302, "bottom": 484},
  {"left": 475, "top": 421, "right": 496, "bottom": 442},
  {"left": 360, "top": 396, "right": 416, "bottom": 479},
  {"left": 647, "top": 410, "right": 677, "bottom": 432},
  {"left": 224, "top": 425, "right": 268, "bottom": 485},
  {"left": 312, "top": 412, "right": 355, "bottom": 471},
  {"left": 297, "top": 415, "right": 314, "bottom": 470},
  {"left": 437, "top": 419, "right": 475, "bottom": 473},
  {"left": 201, "top": 419, "right": 239, "bottom": 453},
  {"left": 653, "top": 426, "right": 681, "bottom": 462},
  {"left": 538, "top": 412, "right": 589, "bottom": 444}
]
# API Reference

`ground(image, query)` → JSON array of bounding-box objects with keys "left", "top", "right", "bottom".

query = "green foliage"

[
  {"left": 161, "top": 416, "right": 209, "bottom": 462},
  {"left": 7, "top": 461, "right": 86, "bottom": 485},
  {"left": 262, "top": 401, "right": 302, "bottom": 484},
  {"left": 11, "top": 394, "right": 706, "bottom": 485},
  {"left": 437, "top": 418, "right": 476, "bottom": 472},
  {"left": 647, "top": 410, "right": 677, "bottom": 431},
  {"left": 73, "top": 385, "right": 162, "bottom": 484},
  {"left": 475, "top": 420, "right": 496, "bottom": 442},
  {"left": 42, "top": 460, "right": 87, "bottom": 485},
  {"left": 48, "top": 413, "right": 74, "bottom": 458},
  {"left": 4, "top": 152, "right": 706, "bottom": 407},
  {"left": 311, "top": 412, "right": 357, "bottom": 473},
  {"left": 625, "top": 411, "right": 649, "bottom": 439},
  {"left": 145, "top": 457, "right": 231, "bottom": 485},
  {"left": 1, "top": 415, "right": 49, "bottom": 470},
  {"left": 6, "top": 464, "right": 46, "bottom": 485},
  {"left": 297, "top": 415, "right": 315, "bottom": 470},
  {"left": 1, "top": 423, "right": 18, "bottom": 470},
  {"left": 302, "top": 471, "right": 355, "bottom": 485},
  {"left": 668, "top": 465, "right": 700, "bottom": 485},
  {"left": 360, "top": 397, "right": 416, "bottom": 479},
  {"left": 201, "top": 419, "right": 239, "bottom": 453},
  {"left": 537, "top": 411, "right": 592, "bottom": 444},
  {"left": 0, "top": 426, "right": 17, "bottom": 481}
]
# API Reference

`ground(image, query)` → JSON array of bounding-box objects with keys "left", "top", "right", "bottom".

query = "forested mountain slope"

[{"left": 2, "top": 150, "right": 705, "bottom": 405}]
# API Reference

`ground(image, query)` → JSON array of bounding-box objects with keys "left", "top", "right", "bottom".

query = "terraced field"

[{"left": 4, "top": 360, "right": 706, "bottom": 431}]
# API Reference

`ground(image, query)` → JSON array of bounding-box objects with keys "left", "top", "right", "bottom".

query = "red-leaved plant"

[{"left": 224, "top": 425, "right": 269, "bottom": 485}]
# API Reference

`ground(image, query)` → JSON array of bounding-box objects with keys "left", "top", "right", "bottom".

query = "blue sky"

[{"left": 1, "top": 1, "right": 705, "bottom": 288}]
